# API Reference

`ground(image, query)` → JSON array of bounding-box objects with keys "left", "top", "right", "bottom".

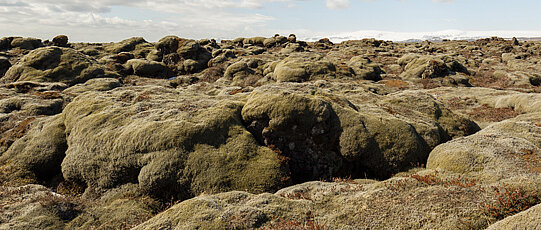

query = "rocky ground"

[{"left": 0, "top": 34, "right": 539, "bottom": 229}]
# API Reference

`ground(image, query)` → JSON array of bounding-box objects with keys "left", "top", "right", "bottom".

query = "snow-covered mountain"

[{"left": 305, "top": 30, "right": 541, "bottom": 43}]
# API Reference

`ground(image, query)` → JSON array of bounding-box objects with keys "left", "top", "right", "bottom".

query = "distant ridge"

[{"left": 305, "top": 30, "right": 541, "bottom": 43}]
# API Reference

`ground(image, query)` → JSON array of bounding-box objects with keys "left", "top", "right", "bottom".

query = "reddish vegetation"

[
  {"left": 134, "top": 91, "right": 152, "bottom": 102},
  {"left": 467, "top": 104, "right": 519, "bottom": 122},
  {"left": 420, "top": 78, "right": 441, "bottom": 89},
  {"left": 33, "top": 91, "right": 63, "bottom": 99},
  {"left": 519, "top": 149, "right": 541, "bottom": 173},
  {"left": 0, "top": 117, "right": 37, "bottom": 147},
  {"left": 199, "top": 66, "right": 224, "bottom": 83},
  {"left": 407, "top": 172, "right": 478, "bottom": 188},
  {"left": 380, "top": 79, "right": 409, "bottom": 89},
  {"left": 446, "top": 97, "right": 476, "bottom": 110},
  {"left": 482, "top": 185, "right": 540, "bottom": 220},
  {"left": 280, "top": 191, "right": 312, "bottom": 201}
]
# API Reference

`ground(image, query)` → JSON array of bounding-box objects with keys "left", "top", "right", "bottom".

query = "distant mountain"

[{"left": 305, "top": 30, "right": 541, "bottom": 43}]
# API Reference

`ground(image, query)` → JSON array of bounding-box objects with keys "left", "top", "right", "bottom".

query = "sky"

[{"left": 1, "top": 0, "right": 541, "bottom": 42}]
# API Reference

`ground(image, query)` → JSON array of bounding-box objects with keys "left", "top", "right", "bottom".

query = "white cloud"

[
  {"left": 326, "top": 0, "right": 350, "bottom": 9},
  {"left": 0, "top": 0, "right": 461, "bottom": 42},
  {"left": 0, "top": 0, "right": 297, "bottom": 41}
]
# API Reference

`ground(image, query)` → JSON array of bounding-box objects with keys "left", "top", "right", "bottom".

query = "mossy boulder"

[
  {"left": 0, "top": 57, "right": 10, "bottom": 77},
  {"left": 123, "top": 59, "right": 175, "bottom": 78},
  {"left": 280, "top": 43, "right": 304, "bottom": 54},
  {"left": 222, "top": 59, "right": 265, "bottom": 86},
  {"left": 0, "top": 37, "right": 13, "bottom": 50},
  {"left": 272, "top": 54, "right": 336, "bottom": 82},
  {"left": 177, "top": 41, "right": 212, "bottom": 73},
  {"left": 2, "top": 47, "right": 114, "bottom": 85},
  {"left": 67, "top": 198, "right": 154, "bottom": 229},
  {"left": 58, "top": 86, "right": 286, "bottom": 199},
  {"left": 243, "top": 37, "right": 266, "bottom": 46},
  {"left": 224, "top": 61, "right": 249, "bottom": 80},
  {"left": 154, "top": 36, "right": 212, "bottom": 73},
  {"left": 398, "top": 54, "right": 469, "bottom": 80},
  {"left": 52, "top": 35, "right": 69, "bottom": 47},
  {"left": 64, "top": 78, "right": 121, "bottom": 94},
  {"left": 0, "top": 184, "right": 80, "bottom": 230},
  {"left": 263, "top": 36, "right": 287, "bottom": 47},
  {"left": 66, "top": 184, "right": 159, "bottom": 229},
  {"left": 427, "top": 113, "right": 541, "bottom": 186},
  {"left": 0, "top": 115, "right": 67, "bottom": 183},
  {"left": 241, "top": 84, "right": 479, "bottom": 180},
  {"left": 242, "top": 90, "right": 342, "bottom": 182},
  {"left": 494, "top": 93, "right": 541, "bottom": 113},
  {"left": 379, "top": 90, "right": 481, "bottom": 139},
  {"left": 133, "top": 191, "right": 312, "bottom": 230},
  {"left": 104, "top": 37, "right": 152, "bottom": 55},
  {"left": 0, "top": 85, "right": 66, "bottom": 155},
  {"left": 10, "top": 37, "right": 42, "bottom": 50},
  {"left": 346, "top": 56, "right": 383, "bottom": 81},
  {"left": 155, "top": 35, "right": 187, "bottom": 55}
]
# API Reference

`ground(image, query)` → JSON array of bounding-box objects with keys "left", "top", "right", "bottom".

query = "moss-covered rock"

[
  {"left": 494, "top": 93, "right": 541, "bottom": 113},
  {"left": 272, "top": 54, "right": 336, "bottom": 82},
  {"left": 0, "top": 84, "right": 66, "bottom": 155},
  {"left": 242, "top": 90, "right": 342, "bottom": 182},
  {"left": 0, "top": 57, "right": 11, "bottom": 77},
  {"left": 0, "top": 184, "right": 80, "bottom": 230},
  {"left": 243, "top": 37, "right": 266, "bottom": 46},
  {"left": 10, "top": 37, "right": 42, "bottom": 50},
  {"left": 379, "top": 90, "right": 480, "bottom": 139},
  {"left": 133, "top": 191, "right": 312, "bottom": 230},
  {"left": 123, "top": 59, "right": 175, "bottom": 78},
  {"left": 135, "top": 173, "right": 496, "bottom": 230},
  {"left": 104, "top": 37, "right": 152, "bottom": 55},
  {"left": 241, "top": 84, "right": 478, "bottom": 180},
  {"left": 2, "top": 47, "right": 114, "bottom": 85},
  {"left": 58, "top": 86, "right": 286, "bottom": 199},
  {"left": 0, "top": 115, "right": 67, "bottom": 183},
  {"left": 66, "top": 183, "right": 159, "bottom": 230},
  {"left": 0, "top": 37, "right": 13, "bottom": 50},
  {"left": 427, "top": 113, "right": 541, "bottom": 186},
  {"left": 155, "top": 36, "right": 183, "bottom": 55},
  {"left": 64, "top": 78, "right": 121, "bottom": 94},
  {"left": 398, "top": 54, "right": 469, "bottom": 80},
  {"left": 154, "top": 36, "right": 212, "bottom": 74},
  {"left": 346, "top": 56, "right": 383, "bottom": 81},
  {"left": 52, "top": 35, "right": 69, "bottom": 47}
]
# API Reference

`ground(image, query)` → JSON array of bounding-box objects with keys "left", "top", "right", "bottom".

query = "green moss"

[
  {"left": 0, "top": 115, "right": 67, "bottom": 184},
  {"left": 58, "top": 87, "right": 286, "bottom": 199},
  {"left": 185, "top": 125, "right": 285, "bottom": 195},
  {"left": 2, "top": 47, "right": 111, "bottom": 86}
]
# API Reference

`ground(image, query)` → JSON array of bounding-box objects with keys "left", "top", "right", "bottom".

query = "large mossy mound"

[
  {"left": 2, "top": 47, "right": 116, "bottom": 86},
  {"left": 59, "top": 86, "right": 286, "bottom": 199},
  {"left": 427, "top": 112, "right": 541, "bottom": 188}
]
